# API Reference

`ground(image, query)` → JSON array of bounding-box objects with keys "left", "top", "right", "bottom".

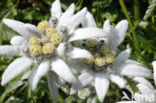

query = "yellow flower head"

[
  {"left": 84, "top": 56, "right": 95, "bottom": 64},
  {"left": 100, "top": 45, "right": 110, "bottom": 55},
  {"left": 37, "top": 21, "right": 49, "bottom": 32},
  {"left": 86, "top": 39, "right": 98, "bottom": 47},
  {"left": 42, "top": 43, "right": 55, "bottom": 55},
  {"left": 46, "top": 27, "right": 56, "bottom": 36},
  {"left": 30, "top": 46, "right": 41, "bottom": 56},
  {"left": 94, "top": 57, "right": 106, "bottom": 67},
  {"left": 50, "top": 33, "right": 62, "bottom": 45},
  {"left": 105, "top": 53, "right": 115, "bottom": 63},
  {"left": 29, "top": 37, "right": 40, "bottom": 46}
]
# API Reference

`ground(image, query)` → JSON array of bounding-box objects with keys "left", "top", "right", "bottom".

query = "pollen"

[
  {"left": 84, "top": 56, "right": 94, "bottom": 64},
  {"left": 50, "top": 33, "right": 62, "bottom": 45},
  {"left": 46, "top": 27, "right": 56, "bottom": 36},
  {"left": 37, "top": 21, "right": 49, "bottom": 32},
  {"left": 30, "top": 46, "right": 41, "bottom": 56},
  {"left": 29, "top": 37, "right": 40, "bottom": 46},
  {"left": 42, "top": 43, "right": 55, "bottom": 55},
  {"left": 86, "top": 39, "right": 98, "bottom": 47},
  {"left": 94, "top": 57, "right": 106, "bottom": 67}
]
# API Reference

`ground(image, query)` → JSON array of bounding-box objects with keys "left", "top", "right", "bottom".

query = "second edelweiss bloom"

[{"left": 70, "top": 12, "right": 152, "bottom": 102}]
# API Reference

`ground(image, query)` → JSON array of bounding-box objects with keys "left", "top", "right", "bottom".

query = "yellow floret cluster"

[
  {"left": 84, "top": 40, "right": 115, "bottom": 67},
  {"left": 29, "top": 37, "right": 40, "bottom": 46},
  {"left": 86, "top": 39, "right": 98, "bottom": 47},
  {"left": 84, "top": 56, "right": 95, "bottom": 64},
  {"left": 50, "top": 33, "right": 62, "bottom": 45},
  {"left": 94, "top": 57, "right": 106, "bottom": 67},
  {"left": 42, "top": 43, "right": 55, "bottom": 55},
  {"left": 30, "top": 46, "right": 41, "bottom": 56},
  {"left": 37, "top": 21, "right": 49, "bottom": 32},
  {"left": 46, "top": 27, "right": 56, "bottom": 36}
]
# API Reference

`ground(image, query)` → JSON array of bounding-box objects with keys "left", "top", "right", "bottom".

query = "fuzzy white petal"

[
  {"left": 24, "top": 24, "right": 42, "bottom": 37},
  {"left": 70, "top": 71, "right": 94, "bottom": 94},
  {"left": 56, "top": 43, "right": 66, "bottom": 57},
  {"left": 68, "top": 59, "right": 89, "bottom": 74},
  {"left": 109, "top": 74, "right": 127, "bottom": 88},
  {"left": 118, "top": 62, "right": 152, "bottom": 78},
  {"left": 29, "top": 60, "right": 50, "bottom": 90},
  {"left": 137, "top": 84, "right": 154, "bottom": 94},
  {"left": 67, "top": 48, "right": 92, "bottom": 59},
  {"left": 1, "top": 57, "right": 33, "bottom": 85},
  {"left": 133, "top": 77, "right": 154, "bottom": 90},
  {"left": 21, "top": 71, "right": 31, "bottom": 80},
  {"left": 114, "top": 49, "right": 131, "bottom": 64},
  {"left": 3, "top": 19, "right": 35, "bottom": 40},
  {"left": 47, "top": 71, "right": 58, "bottom": 101},
  {"left": 82, "top": 11, "right": 96, "bottom": 27},
  {"left": 125, "top": 60, "right": 144, "bottom": 66},
  {"left": 95, "top": 73, "right": 110, "bottom": 102},
  {"left": 0, "top": 45, "right": 21, "bottom": 56},
  {"left": 51, "top": 58, "right": 76, "bottom": 84},
  {"left": 69, "top": 28, "right": 109, "bottom": 42},
  {"left": 57, "top": 3, "right": 75, "bottom": 27},
  {"left": 152, "top": 61, "right": 156, "bottom": 85},
  {"left": 10, "top": 36, "right": 25, "bottom": 46},
  {"left": 67, "top": 7, "right": 87, "bottom": 32},
  {"left": 103, "top": 20, "right": 113, "bottom": 33},
  {"left": 111, "top": 20, "right": 128, "bottom": 49},
  {"left": 103, "top": 20, "right": 114, "bottom": 47},
  {"left": 51, "top": 0, "right": 62, "bottom": 18}
]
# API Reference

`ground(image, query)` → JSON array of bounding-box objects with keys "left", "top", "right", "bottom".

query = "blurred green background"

[{"left": 0, "top": 0, "right": 156, "bottom": 103}]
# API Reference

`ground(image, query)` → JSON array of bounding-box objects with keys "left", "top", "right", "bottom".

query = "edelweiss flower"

[
  {"left": 0, "top": 0, "right": 94, "bottom": 99},
  {"left": 118, "top": 61, "right": 156, "bottom": 103},
  {"left": 70, "top": 12, "right": 152, "bottom": 102}
]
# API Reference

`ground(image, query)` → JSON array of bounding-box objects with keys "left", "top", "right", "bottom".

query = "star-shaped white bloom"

[
  {"left": 0, "top": 0, "right": 98, "bottom": 100},
  {"left": 69, "top": 12, "right": 152, "bottom": 102},
  {"left": 117, "top": 61, "right": 156, "bottom": 103}
]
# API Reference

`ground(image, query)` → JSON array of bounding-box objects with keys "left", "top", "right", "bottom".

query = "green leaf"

[{"left": 144, "top": 0, "right": 156, "bottom": 20}]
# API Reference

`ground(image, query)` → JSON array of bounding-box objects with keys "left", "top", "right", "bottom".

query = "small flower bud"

[
  {"left": 22, "top": 46, "right": 29, "bottom": 53},
  {"left": 51, "top": 17, "right": 58, "bottom": 25},
  {"left": 60, "top": 26, "right": 66, "bottom": 33}
]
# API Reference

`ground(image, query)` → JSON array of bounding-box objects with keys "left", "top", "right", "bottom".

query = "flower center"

[
  {"left": 22, "top": 20, "right": 63, "bottom": 64},
  {"left": 83, "top": 39, "right": 115, "bottom": 72}
]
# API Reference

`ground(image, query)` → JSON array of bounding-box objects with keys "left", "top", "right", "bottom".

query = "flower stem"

[
  {"left": 133, "top": 0, "right": 140, "bottom": 20},
  {"left": 119, "top": 0, "right": 140, "bottom": 52}
]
